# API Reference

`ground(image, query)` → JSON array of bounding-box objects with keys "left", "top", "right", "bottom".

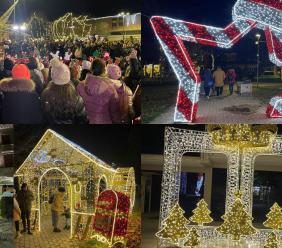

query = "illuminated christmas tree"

[
  {"left": 189, "top": 199, "right": 213, "bottom": 226},
  {"left": 156, "top": 203, "right": 190, "bottom": 244},
  {"left": 183, "top": 227, "right": 200, "bottom": 247},
  {"left": 216, "top": 192, "right": 256, "bottom": 241},
  {"left": 264, "top": 232, "right": 279, "bottom": 248},
  {"left": 263, "top": 203, "right": 282, "bottom": 230}
]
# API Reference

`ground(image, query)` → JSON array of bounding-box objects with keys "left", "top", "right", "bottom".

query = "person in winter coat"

[
  {"left": 80, "top": 60, "right": 91, "bottom": 82},
  {"left": 226, "top": 68, "right": 237, "bottom": 95},
  {"left": 0, "top": 58, "right": 14, "bottom": 79},
  {"left": 41, "top": 58, "right": 87, "bottom": 124},
  {"left": 0, "top": 64, "right": 42, "bottom": 124},
  {"left": 27, "top": 57, "right": 43, "bottom": 95},
  {"left": 17, "top": 183, "right": 34, "bottom": 235},
  {"left": 77, "top": 58, "right": 121, "bottom": 124},
  {"left": 213, "top": 66, "right": 226, "bottom": 96},
  {"left": 14, "top": 193, "right": 22, "bottom": 239},
  {"left": 202, "top": 68, "right": 214, "bottom": 98},
  {"left": 50, "top": 187, "right": 66, "bottom": 232},
  {"left": 107, "top": 64, "right": 134, "bottom": 123}
]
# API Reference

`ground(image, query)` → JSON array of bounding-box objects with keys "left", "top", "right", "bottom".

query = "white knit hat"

[
  {"left": 82, "top": 60, "right": 91, "bottom": 71},
  {"left": 50, "top": 58, "right": 70, "bottom": 85}
]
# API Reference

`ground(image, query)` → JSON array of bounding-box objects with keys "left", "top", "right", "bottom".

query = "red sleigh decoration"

[{"left": 151, "top": 0, "right": 282, "bottom": 122}]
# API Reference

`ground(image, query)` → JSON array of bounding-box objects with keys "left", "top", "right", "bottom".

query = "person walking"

[
  {"left": 50, "top": 187, "right": 66, "bottom": 233},
  {"left": 213, "top": 66, "right": 226, "bottom": 96},
  {"left": 14, "top": 192, "right": 22, "bottom": 239},
  {"left": 226, "top": 68, "right": 237, "bottom": 95},
  {"left": 17, "top": 183, "right": 34, "bottom": 235},
  {"left": 202, "top": 68, "right": 214, "bottom": 99}
]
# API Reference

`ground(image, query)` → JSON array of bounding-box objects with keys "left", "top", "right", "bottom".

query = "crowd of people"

[
  {"left": 200, "top": 66, "right": 237, "bottom": 98},
  {"left": 0, "top": 37, "right": 141, "bottom": 124}
]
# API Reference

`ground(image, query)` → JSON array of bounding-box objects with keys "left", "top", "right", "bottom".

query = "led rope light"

[{"left": 151, "top": 0, "right": 282, "bottom": 123}]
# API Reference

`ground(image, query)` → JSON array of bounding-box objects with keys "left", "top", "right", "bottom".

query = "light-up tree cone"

[
  {"left": 156, "top": 203, "right": 190, "bottom": 245},
  {"left": 151, "top": 0, "right": 282, "bottom": 123},
  {"left": 263, "top": 203, "right": 282, "bottom": 230},
  {"left": 183, "top": 227, "right": 200, "bottom": 248},
  {"left": 216, "top": 191, "right": 256, "bottom": 241},
  {"left": 264, "top": 231, "right": 279, "bottom": 248},
  {"left": 189, "top": 199, "right": 213, "bottom": 226}
]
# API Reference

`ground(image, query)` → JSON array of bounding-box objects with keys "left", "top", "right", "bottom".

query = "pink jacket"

[{"left": 77, "top": 74, "right": 121, "bottom": 124}]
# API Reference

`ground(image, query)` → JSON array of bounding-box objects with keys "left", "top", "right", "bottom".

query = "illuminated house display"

[{"left": 14, "top": 129, "right": 135, "bottom": 246}]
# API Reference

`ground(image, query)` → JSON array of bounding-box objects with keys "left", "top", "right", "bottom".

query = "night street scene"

[
  {"left": 142, "top": 0, "right": 282, "bottom": 124},
  {"left": 142, "top": 124, "right": 282, "bottom": 247},
  {"left": 13, "top": 125, "right": 141, "bottom": 248},
  {"left": 0, "top": 0, "right": 141, "bottom": 125}
]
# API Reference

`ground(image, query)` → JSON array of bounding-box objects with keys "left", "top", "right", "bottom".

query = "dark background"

[
  {"left": 142, "top": 0, "right": 268, "bottom": 65},
  {"left": 0, "top": 0, "right": 141, "bottom": 22},
  {"left": 14, "top": 125, "right": 140, "bottom": 185}
]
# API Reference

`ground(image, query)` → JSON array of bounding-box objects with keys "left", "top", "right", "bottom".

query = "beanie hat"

[
  {"left": 50, "top": 58, "right": 70, "bottom": 85},
  {"left": 12, "top": 64, "right": 31, "bottom": 80},
  {"left": 82, "top": 60, "right": 91, "bottom": 71},
  {"left": 107, "top": 64, "right": 122, "bottom": 80},
  {"left": 4, "top": 58, "right": 14, "bottom": 71},
  {"left": 27, "top": 57, "right": 38, "bottom": 70}
]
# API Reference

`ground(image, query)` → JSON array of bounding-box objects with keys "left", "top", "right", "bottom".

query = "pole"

[
  {"left": 123, "top": 16, "right": 125, "bottom": 41},
  {"left": 13, "top": 0, "right": 16, "bottom": 24},
  {"left": 256, "top": 42, "right": 260, "bottom": 88}
]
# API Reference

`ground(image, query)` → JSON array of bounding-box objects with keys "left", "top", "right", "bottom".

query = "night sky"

[
  {"left": 0, "top": 0, "right": 141, "bottom": 22},
  {"left": 14, "top": 125, "right": 140, "bottom": 184},
  {"left": 142, "top": 0, "right": 268, "bottom": 64}
]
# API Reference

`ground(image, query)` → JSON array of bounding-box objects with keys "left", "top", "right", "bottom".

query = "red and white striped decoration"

[
  {"left": 151, "top": 0, "right": 282, "bottom": 123},
  {"left": 266, "top": 93, "right": 282, "bottom": 118}
]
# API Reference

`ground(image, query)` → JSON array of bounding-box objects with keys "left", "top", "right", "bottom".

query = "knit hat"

[
  {"left": 4, "top": 58, "right": 14, "bottom": 71},
  {"left": 50, "top": 58, "right": 70, "bottom": 85},
  {"left": 82, "top": 60, "right": 91, "bottom": 71},
  {"left": 12, "top": 64, "right": 31, "bottom": 80},
  {"left": 107, "top": 64, "right": 121, "bottom": 80}
]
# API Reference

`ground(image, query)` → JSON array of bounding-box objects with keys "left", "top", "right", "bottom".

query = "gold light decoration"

[
  {"left": 263, "top": 203, "right": 282, "bottom": 230},
  {"left": 264, "top": 231, "right": 279, "bottom": 248},
  {"left": 14, "top": 129, "right": 135, "bottom": 242},
  {"left": 156, "top": 203, "right": 190, "bottom": 245},
  {"left": 189, "top": 199, "right": 213, "bottom": 226},
  {"left": 183, "top": 227, "right": 200, "bottom": 248},
  {"left": 216, "top": 191, "right": 256, "bottom": 241}
]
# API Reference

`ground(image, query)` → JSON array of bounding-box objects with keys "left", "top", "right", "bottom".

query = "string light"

[
  {"left": 158, "top": 125, "right": 282, "bottom": 247},
  {"left": 189, "top": 199, "right": 213, "bottom": 226},
  {"left": 14, "top": 129, "right": 136, "bottom": 241},
  {"left": 263, "top": 202, "right": 282, "bottom": 230},
  {"left": 183, "top": 227, "right": 200, "bottom": 247},
  {"left": 151, "top": 0, "right": 282, "bottom": 123},
  {"left": 264, "top": 231, "right": 279, "bottom": 248}
]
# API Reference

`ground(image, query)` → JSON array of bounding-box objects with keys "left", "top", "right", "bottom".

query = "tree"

[
  {"left": 189, "top": 199, "right": 213, "bottom": 226},
  {"left": 264, "top": 232, "right": 279, "bottom": 248},
  {"left": 216, "top": 196, "right": 256, "bottom": 241},
  {"left": 263, "top": 203, "right": 282, "bottom": 230},
  {"left": 156, "top": 203, "right": 190, "bottom": 244},
  {"left": 183, "top": 227, "right": 200, "bottom": 247}
]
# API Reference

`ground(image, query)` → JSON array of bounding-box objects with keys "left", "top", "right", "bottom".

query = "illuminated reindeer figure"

[{"left": 151, "top": 0, "right": 282, "bottom": 122}]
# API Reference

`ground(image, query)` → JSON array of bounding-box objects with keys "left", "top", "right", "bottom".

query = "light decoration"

[
  {"left": 263, "top": 202, "right": 282, "bottom": 230},
  {"left": 183, "top": 227, "right": 200, "bottom": 248},
  {"left": 92, "top": 189, "right": 130, "bottom": 246},
  {"left": 151, "top": 0, "right": 282, "bottom": 123},
  {"left": 156, "top": 203, "right": 190, "bottom": 246},
  {"left": 52, "top": 13, "right": 92, "bottom": 39},
  {"left": 27, "top": 13, "right": 50, "bottom": 38},
  {"left": 189, "top": 199, "right": 213, "bottom": 226},
  {"left": 14, "top": 129, "right": 135, "bottom": 241},
  {"left": 266, "top": 93, "right": 282, "bottom": 118},
  {"left": 264, "top": 231, "right": 279, "bottom": 248},
  {"left": 216, "top": 191, "right": 257, "bottom": 241},
  {"left": 0, "top": 0, "right": 18, "bottom": 37},
  {"left": 158, "top": 125, "right": 282, "bottom": 247}
]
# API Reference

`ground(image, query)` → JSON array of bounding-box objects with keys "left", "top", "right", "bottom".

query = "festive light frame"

[
  {"left": 158, "top": 125, "right": 282, "bottom": 246},
  {"left": 151, "top": 0, "right": 282, "bottom": 123},
  {"left": 14, "top": 129, "right": 135, "bottom": 240}
]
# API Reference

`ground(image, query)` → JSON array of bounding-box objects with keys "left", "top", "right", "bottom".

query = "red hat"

[{"left": 12, "top": 64, "right": 31, "bottom": 80}]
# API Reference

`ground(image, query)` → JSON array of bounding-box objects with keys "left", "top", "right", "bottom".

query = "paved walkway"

[
  {"left": 0, "top": 218, "right": 13, "bottom": 248},
  {"left": 143, "top": 83, "right": 282, "bottom": 124},
  {"left": 14, "top": 215, "right": 80, "bottom": 248}
]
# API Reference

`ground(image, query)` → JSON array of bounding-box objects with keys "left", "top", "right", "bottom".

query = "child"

[{"left": 62, "top": 206, "right": 71, "bottom": 230}]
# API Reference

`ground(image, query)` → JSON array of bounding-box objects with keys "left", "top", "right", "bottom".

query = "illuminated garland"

[{"left": 151, "top": 0, "right": 282, "bottom": 123}]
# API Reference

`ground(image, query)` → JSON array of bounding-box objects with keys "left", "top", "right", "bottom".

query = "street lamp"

[
  {"left": 255, "top": 33, "right": 261, "bottom": 88},
  {"left": 118, "top": 12, "right": 130, "bottom": 41}
]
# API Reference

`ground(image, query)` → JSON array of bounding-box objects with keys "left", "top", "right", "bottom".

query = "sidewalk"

[
  {"left": 0, "top": 218, "right": 13, "bottom": 248},
  {"left": 143, "top": 83, "right": 282, "bottom": 124}
]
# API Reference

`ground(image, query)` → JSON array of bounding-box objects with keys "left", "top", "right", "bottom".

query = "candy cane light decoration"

[{"left": 151, "top": 0, "right": 282, "bottom": 123}]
